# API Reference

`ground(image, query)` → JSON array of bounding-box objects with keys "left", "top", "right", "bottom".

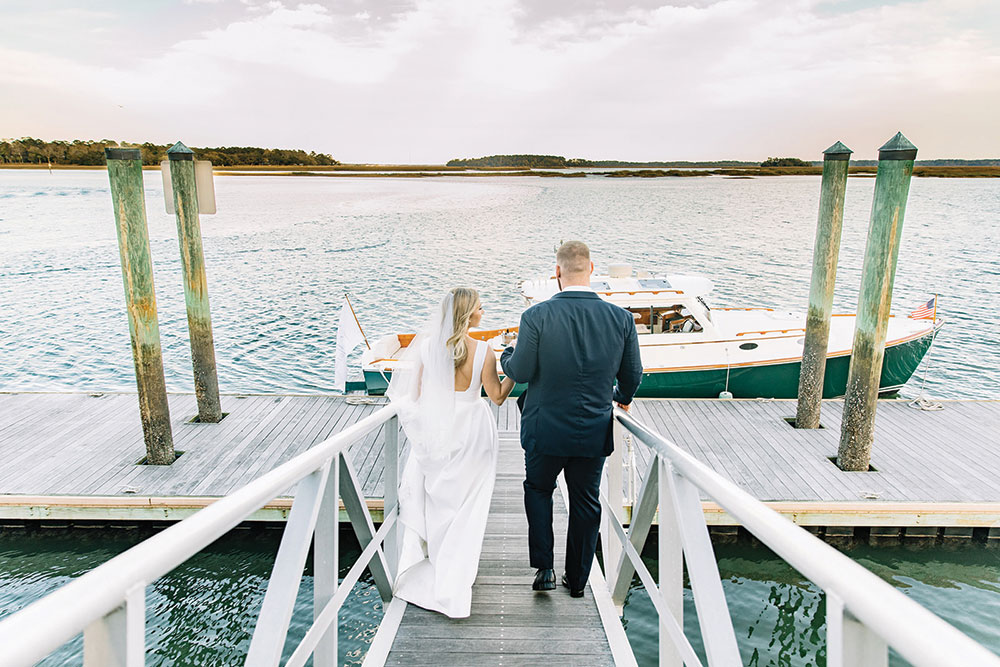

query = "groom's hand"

[{"left": 615, "top": 402, "right": 631, "bottom": 413}]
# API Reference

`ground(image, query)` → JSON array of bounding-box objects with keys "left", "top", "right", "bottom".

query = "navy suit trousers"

[{"left": 523, "top": 449, "right": 605, "bottom": 590}]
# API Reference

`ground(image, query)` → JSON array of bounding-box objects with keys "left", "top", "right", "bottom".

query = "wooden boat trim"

[
  {"left": 595, "top": 289, "right": 685, "bottom": 296},
  {"left": 638, "top": 320, "right": 936, "bottom": 350},
  {"left": 369, "top": 320, "right": 938, "bottom": 374},
  {"left": 638, "top": 333, "right": 804, "bottom": 349},
  {"left": 396, "top": 326, "right": 518, "bottom": 348},
  {"left": 641, "top": 326, "right": 935, "bottom": 373},
  {"left": 736, "top": 327, "right": 806, "bottom": 337}
]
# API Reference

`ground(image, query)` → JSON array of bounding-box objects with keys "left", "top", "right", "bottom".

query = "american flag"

[{"left": 909, "top": 296, "right": 937, "bottom": 319}]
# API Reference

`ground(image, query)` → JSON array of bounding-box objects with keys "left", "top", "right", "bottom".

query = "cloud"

[
  {"left": 170, "top": 3, "right": 401, "bottom": 84},
  {"left": 0, "top": 0, "right": 998, "bottom": 160}
]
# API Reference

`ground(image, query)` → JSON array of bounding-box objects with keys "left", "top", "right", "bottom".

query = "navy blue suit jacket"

[{"left": 500, "top": 290, "right": 643, "bottom": 458}]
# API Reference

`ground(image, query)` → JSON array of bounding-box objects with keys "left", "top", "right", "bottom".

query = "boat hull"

[
  {"left": 633, "top": 327, "right": 934, "bottom": 399},
  {"left": 364, "top": 328, "right": 935, "bottom": 399}
]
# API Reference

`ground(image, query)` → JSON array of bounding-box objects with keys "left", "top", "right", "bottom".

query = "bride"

[{"left": 387, "top": 287, "right": 516, "bottom": 618}]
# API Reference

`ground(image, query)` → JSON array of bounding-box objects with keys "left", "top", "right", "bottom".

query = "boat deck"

[{"left": 1, "top": 392, "right": 998, "bottom": 529}]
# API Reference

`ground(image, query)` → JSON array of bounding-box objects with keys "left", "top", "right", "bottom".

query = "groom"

[{"left": 501, "top": 241, "right": 642, "bottom": 597}]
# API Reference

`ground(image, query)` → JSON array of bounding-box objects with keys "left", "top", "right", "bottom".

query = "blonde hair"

[
  {"left": 556, "top": 240, "right": 591, "bottom": 275},
  {"left": 446, "top": 287, "right": 480, "bottom": 369}
]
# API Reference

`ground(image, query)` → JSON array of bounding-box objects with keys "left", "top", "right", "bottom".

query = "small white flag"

[{"left": 334, "top": 298, "right": 366, "bottom": 392}]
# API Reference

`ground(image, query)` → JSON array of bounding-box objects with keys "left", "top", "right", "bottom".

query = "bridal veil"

[{"left": 386, "top": 291, "right": 461, "bottom": 464}]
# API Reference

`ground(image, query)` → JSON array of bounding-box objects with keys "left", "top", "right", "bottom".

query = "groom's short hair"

[{"left": 556, "top": 240, "right": 591, "bottom": 274}]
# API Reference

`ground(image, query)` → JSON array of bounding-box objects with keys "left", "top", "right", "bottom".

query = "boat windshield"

[
  {"left": 626, "top": 305, "right": 704, "bottom": 334},
  {"left": 697, "top": 296, "right": 713, "bottom": 322}
]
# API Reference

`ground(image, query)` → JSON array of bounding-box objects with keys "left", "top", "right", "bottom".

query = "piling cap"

[
  {"left": 823, "top": 141, "right": 852, "bottom": 161},
  {"left": 167, "top": 141, "right": 195, "bottom": 161},
  {"left": 105, "top": 147, "right": 141, "bottom": 161},
  {"left": 878, "top": 132, "right": 917, "bottom": 161}
]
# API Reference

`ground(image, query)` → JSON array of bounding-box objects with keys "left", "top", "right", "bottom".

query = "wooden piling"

[
  {"left": 837, "top": 133, "right": 917, "bottom": 471},
  {"left": 796, "top": 141, "right": 852, "bottom": 429},
  {"left": 167, "top": 142, "right": 222, "bottom": 423},
  {"left": 105, "top": 148, "right": 175, "bottom": 465}
]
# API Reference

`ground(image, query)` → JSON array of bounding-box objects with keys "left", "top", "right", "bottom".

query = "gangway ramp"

[{"left": 367, "top": 434, "right": 634, "bottom": 666}]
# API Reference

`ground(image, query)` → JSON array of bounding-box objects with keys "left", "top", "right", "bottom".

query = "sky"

[{"left": 2, "top": 0, "right": 998, "bottom": 163}]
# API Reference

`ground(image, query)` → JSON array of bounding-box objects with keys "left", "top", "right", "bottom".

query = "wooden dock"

[
  {"left": 0, "top": 392, "right": 396, "bottom": 522},
  {"left": 371, "top": 434, "right": 630, "bottom": 666},
  {"left": 1, "top": 392, "right": 999, "bottom": 532}
]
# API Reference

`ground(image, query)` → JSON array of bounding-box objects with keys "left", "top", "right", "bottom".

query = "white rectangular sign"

[{"left": 161, "top": 160, "right": 217, "bottom": 215}]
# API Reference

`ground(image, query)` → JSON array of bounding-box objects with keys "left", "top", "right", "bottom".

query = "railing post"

[
  {"left": 84, "top": 605, "right": 126, "bottom": 667},
  {"left": 167, "top": 142, "right": 222, "bottom": 423},
  {"left": 666, "top": 469, "right": 740, "bottom": 664},
  {"left": 657, "top": 457, "right": 683, "bottom": 667},
  {"left": 796, "top": 141, "right": 852, "bottom": 429},
  {"left": 827, "top": 592, "right": 888, "bottom": 667},
  {"left": 105, "top": 147, "right": 174, "bottom": 465},
  {"left": 383, "top": 415, "right": 400, "bottom": 579},
  {"left": 314, "top": 456, "right": 340, "bottom": 667},
  {"left": 83, "top": 584, "right": 145, "bottom": 667},
  {"left": 603, "top": 419, "right": 626, "bottom": 582},
  {"left": 339, "top": 452, "right": 394, "bottom": 601},
  {"left": 611, "top": 456, "right": 658, "bottom": 609},
  {"left": 246, "top": 464, "right": 331, "bottom": 667}
]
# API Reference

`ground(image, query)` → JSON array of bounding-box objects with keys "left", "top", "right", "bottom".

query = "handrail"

[
  {"left": 0, "top": 404, "right": 400, "bottom": 667},
  {"left": 608, "top": 408, "right": 1000, "bottom": 666}
]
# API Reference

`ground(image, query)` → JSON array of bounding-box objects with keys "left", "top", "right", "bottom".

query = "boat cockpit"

[
  {"left": 626, "top": 304, "right": 704, "bottom": 334},
  {"left": 518, "top": 265, "right": 717, "bottom": 339}
]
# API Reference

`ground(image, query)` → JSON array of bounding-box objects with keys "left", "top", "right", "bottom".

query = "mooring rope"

[
  {"left": 908, "top": 324, "right": 944, "bottom": 411},
  {"left": 346, "top": 396, "right": 388, "bottom": 405}
]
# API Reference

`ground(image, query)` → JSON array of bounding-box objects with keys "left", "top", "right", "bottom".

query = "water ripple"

[{"left": 0, "top": 171, "right": 997, "bottom": 399}]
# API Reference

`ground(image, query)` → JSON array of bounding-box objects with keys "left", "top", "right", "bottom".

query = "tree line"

[
  {"left": 447, "top": 154, "right": 570, "bottom": 168},
  {"left": 0, "top": 138, "right": 339, "bottom": 166},
  {"left": 448, "top": 154, "right": 762, "bottom": 168},
  {"left": 760, "top": 157, "right": 810, "bottom": 167}
]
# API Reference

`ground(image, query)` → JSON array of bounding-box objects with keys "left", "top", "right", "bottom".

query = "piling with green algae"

[
  {"left": 105, "top": 148, "right": 175, "bottom": 465},
  {"left": 795, "top": 141, "right": 852, "bottom": 429},
  {"left": 837, "top": 133, "right": 917, "bottom": 471},
  {"left": 168, "top": 142, "right": 222, "bottom": 423}
]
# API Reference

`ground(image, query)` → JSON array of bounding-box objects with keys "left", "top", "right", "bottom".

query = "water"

[
  {"left": 1, "top": 170, "right": 998, "bottom": 398},
  {"left": 0, "top": 527, "right": 382, "bottom": 665},
  {"left": 2, "top": 170, "right": 1000, "bottom": 663},
  {"left": 622, "top": 539, "right": 1000, "bottom": 666},
  {"left": 3, "top": 527, "right": 1000, "bottom": 666}
]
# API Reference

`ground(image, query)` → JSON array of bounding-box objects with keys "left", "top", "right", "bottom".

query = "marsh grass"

[{"left": 6, "top": 164, "right": 998, "bottom": 177}]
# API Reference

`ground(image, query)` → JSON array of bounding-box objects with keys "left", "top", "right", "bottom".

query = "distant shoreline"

[{"left": 3, "top": 164, "right": 998, "bottom": 178}]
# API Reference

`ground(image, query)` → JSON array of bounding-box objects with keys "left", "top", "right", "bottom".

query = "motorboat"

[{"left": 360, "top": 265, "right": 940, "bottom": 398}]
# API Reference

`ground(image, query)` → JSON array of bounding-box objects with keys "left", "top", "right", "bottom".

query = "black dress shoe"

[
  {"left": 562, "top": 574, "right": 585, "bottom": 598},
  {"left": 532, "top": 568, "right": 556, "bottom": 591}
]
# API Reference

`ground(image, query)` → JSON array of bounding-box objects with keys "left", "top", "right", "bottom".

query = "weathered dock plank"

[
  {"left": 382, "top": 435, "right": 617, "bottom": 666},
  {"left": 1, "top": 393, "right": 999, "bottom": 528}
]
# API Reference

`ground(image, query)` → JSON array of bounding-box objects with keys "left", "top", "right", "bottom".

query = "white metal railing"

[
  {"left": 600, "top": 408, "right": 1000, "bottom": 667},
  {"left": 0, "top": 405, "right": 402, "bottom": 667}
]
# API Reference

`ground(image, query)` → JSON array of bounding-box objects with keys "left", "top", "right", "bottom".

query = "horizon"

[
  {"left": 2, "top": 137, "right": 997, "bottom": 166},
  {"left": 2, "top": 1, "right": 999, "bottom": 163}
]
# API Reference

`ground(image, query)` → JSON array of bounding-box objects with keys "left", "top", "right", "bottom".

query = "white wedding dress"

[{"left": 393, "top": 339, "right": 499, "bottom": 618}]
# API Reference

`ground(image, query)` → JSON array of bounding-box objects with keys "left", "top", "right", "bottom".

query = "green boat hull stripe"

[{"left": 363, "top": 330, "right": 933, "bottom": 399}]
